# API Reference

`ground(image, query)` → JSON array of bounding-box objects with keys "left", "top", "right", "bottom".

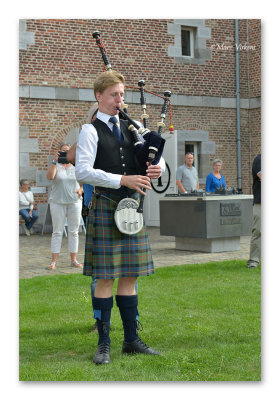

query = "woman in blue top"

[{"left": 205, "top": 159, "right": 226, "bottom": 192}]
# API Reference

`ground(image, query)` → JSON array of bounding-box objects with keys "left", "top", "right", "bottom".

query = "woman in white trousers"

[{"left": 46, "top": 143, "right": 83, "bottom": 270}]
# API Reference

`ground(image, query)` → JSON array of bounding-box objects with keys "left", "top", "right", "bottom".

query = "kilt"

[{"left": 83, "top": 191, "right": 154, "bottom": 279}]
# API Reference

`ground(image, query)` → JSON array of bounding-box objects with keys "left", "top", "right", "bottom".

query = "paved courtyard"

[{"left": 19, "top": 227, "right": 250, "bottom": 279}]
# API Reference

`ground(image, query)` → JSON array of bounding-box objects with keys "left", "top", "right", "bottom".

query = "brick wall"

[
  {"left": 248, "top": 20, "right": 261, "bottom": 98},
  {"left": 19, "top": 18, "right": 261, "bottom": 210},
  {"left": 19, "top": 19, "right": 261, "bottom": 96}
]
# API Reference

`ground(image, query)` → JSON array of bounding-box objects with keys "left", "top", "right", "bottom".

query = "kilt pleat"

[{"left": 83, "top": 192, "right": 154, "bottom": 279}]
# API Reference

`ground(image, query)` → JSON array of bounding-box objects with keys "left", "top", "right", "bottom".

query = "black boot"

[
  {"left": 93, "top": 321, "right": 111, "bottom": 364},
  {"left": 122, "top": 335, "right": 162, "bottom": 356},
  {"left": 116, "top": 295, "right": 161, "bottom": 356},
  {"left": 92, "top": 296, "right": 113, "bottom": 365}
]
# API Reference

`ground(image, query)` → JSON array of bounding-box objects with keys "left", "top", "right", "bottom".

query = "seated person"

[
  {"left": 19, "top": 179, "right": 39, "bottom": 236},
  {"left": 205, "top": 159, "right": 226, "bottom": 192}
]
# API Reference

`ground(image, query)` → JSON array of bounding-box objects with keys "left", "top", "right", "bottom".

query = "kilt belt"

[{"left": 83, "top": 190, "right": 154, "bottom": 279}]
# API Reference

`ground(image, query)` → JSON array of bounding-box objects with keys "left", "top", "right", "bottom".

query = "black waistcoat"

[{"left": 93, "top": 118, "right": 140, "bottom": 177}]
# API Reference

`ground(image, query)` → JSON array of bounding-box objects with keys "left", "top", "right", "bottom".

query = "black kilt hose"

[{"left": 83, "top": 191, "right": 154, "bottom": 279}]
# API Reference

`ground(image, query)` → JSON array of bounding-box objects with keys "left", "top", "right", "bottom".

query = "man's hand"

[
  {"left": 29, "top": 202, "right": 34, "bottom": 216},
  {"left": 54, "top": 152, "right": 59, "bottom": 162},
  {"left": 146, "top": 163, "right": 162, "bottom": 180},
  {"left": 120, "top": 175, "right": 151, "bottom": 196},
  {"left": 176, "top": 180, "right": 186, "bottom": 194}
]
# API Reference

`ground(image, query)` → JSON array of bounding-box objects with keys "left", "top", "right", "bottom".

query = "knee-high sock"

[
  {"left": 116, "top": 294, "right": 139, "bottom": 343},
  {"left": 93, "top": 296, "right": 113, "bottom": 345}
]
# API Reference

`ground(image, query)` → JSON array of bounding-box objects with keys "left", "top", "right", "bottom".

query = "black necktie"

[{"left": 109, "top": 116, "right": 122, "bottom": 143}]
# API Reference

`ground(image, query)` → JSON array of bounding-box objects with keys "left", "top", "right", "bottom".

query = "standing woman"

[
  {"left": 46, "top": 143, "right": 83, "bottom": 270},
  {"left": 205, "top": 159, "right": 226, "bottom": 192}
]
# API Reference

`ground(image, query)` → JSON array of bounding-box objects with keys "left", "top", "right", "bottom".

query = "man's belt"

[{"left": 95, "top": 186, "right": 137, "bottom": 198}]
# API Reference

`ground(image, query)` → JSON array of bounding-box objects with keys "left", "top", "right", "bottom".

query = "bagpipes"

[{"left": 92, "top": 31, "right": 174, "bottom": 233}]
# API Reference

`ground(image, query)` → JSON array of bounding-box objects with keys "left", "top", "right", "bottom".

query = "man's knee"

[
  {"left": 97, "top": 279, "right": 114, "bottom": 287},
  {"left": 119, "top": 277, "right": 137, "bottom": 285},
  {"left": 117, "top": 277, "right": 137, "bottom": 295},
  {"left": 95, "top": 279, "right": 114, "bottom": 298},
  {"left": 19, "top": 209, "right": 29, "bottom": 220},
  {"left": 32, "top": 211, "right": 39, "bottom": 220}
]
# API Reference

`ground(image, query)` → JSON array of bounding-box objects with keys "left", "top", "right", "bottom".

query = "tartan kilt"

[{"left": 83, "top": 192, "right": 154, "bottom": 279}]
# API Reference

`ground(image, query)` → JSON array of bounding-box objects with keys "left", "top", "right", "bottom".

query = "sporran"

[{"left": 114, "top": 197, "right": 144, "bottom": 235}]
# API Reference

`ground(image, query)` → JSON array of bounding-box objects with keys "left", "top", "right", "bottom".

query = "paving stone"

[{"left": 19, "top": 228, "right": 250, "bottom": 279}]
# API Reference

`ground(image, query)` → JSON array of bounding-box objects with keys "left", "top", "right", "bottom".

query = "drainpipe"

[{"left": 235, "top": 19, "right": 242, "bottom": 193}]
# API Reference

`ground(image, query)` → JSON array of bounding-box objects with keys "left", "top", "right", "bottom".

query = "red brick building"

[{"left": 19, "top": 19, "right": 261, "bottom": 224}]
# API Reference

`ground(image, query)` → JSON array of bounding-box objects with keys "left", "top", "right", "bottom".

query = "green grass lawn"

[{"left": 19, "top": 260, "right": 261, "bottom": 381}]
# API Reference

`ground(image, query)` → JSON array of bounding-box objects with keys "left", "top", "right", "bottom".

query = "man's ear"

[{"left": 95, "top": 92, "right": 101, "bottom": 102}]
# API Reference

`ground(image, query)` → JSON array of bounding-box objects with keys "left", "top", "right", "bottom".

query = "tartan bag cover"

[{"left": 83, "top": 192, "right": 154, "bottom": 279}]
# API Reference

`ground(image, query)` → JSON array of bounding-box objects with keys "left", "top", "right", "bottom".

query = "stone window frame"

[
  {"left": 168, "top": 19, "right": 212, "bottom": 65},
  {"left": 19, "top": 19, "right": 35, "bottom": 50}
]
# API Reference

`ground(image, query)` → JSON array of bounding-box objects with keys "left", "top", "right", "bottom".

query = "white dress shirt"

[
  {"left": 75, "top": 111, "right": 165, "bottom": 188},
  {"left": 19, "top": 190, "right": 34, "bottom": 210}
]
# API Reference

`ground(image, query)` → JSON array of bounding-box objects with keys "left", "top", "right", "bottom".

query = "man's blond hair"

[{"left": 93, "top": 70, "right": 125, "bottom": 96}]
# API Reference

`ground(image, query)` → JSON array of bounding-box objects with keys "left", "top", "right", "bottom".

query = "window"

[
  {"left": 181, "top": 26, "right": 194, "bottom": 57},
  {"left": 168, "top": 20, "right": 212, "bottom": 65}
]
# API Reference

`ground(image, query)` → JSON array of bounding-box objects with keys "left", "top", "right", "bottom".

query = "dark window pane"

[
  {"left": 185, "top": 144, "right": 194, "bottom": 154},
  {"left": 181, "top": 29, "right": 191, "bottom": 56}
]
